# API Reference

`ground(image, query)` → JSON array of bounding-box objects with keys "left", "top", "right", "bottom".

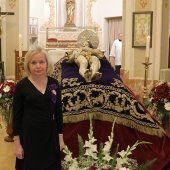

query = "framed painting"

[{"left": 132, "top": 11, "right": 153, "bottom": 48}]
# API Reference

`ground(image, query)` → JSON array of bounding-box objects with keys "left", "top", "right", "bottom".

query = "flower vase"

[
  {"left": 3, "top": 105, "right": 14, "bottom": 142},
  {"left": 4, "top": 122, "right": 14, "bottom": 142},
  {"left": 162, "top": 111, "right": 170, "bottom": 135}
]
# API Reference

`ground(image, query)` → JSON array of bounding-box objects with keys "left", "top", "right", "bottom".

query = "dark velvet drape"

[{"left": 62, "top": 120, "right": 170, "bottom": 170}]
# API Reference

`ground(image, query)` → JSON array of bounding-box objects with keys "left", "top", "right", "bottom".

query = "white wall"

[
  {"left": 91, "top": 0, "right": 123, "bottom": 58},
  {"left": 30, "top": 0, "right": 49, "bottom": 28},
  {"left": 91, "top": 0, "right": 122, "bottom": 23}
]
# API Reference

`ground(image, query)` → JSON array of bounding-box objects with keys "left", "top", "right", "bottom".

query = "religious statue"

[
  {"left": 0, "top": 14, "right": 7, "bottom": 35},
  {"left": 67, "top": 40, "right": 104, "bottom": 82},
  {"left": 0, "top": 7, "right": 15, "bottom": 35},
  {"left": 65, "top": 0, "right": 75, "bottom": 26}
]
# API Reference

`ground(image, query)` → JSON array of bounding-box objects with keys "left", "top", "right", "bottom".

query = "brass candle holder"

[
  {"left": 17, "top": 57, "right": 24, "bottom": 80},
  {"left": 142, "top": 58, "right": 152, "bottom": 103}
]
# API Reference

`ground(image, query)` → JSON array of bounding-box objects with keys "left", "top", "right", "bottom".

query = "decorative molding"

[
  {"left": 140, "top": 0, "right": 147, "bottom": 8},
  {"left": 40, "top": 0, "right": 55, "bottom": 31},
  {"left": 85, "top": 0, "right": 101, "bottom": 31},
  {"left": 53, "top": 32, "right": 78, "bottom": 40},
  {"left": 8, "top": 0, "right": 16, "bottom": 8}
]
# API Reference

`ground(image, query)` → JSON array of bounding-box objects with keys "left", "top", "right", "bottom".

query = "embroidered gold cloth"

[{"left": 51, "top": 57, "right": 165, "bottom": 137}]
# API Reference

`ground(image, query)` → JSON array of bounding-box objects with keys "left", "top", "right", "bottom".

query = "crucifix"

[{"left": 0, "top": 6, "right": 14, "bottom": 83}]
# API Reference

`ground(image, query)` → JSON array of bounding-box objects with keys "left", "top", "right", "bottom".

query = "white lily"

[
  {"left": 88, "top": 135, "right": 97, "bottom": 143},
  {"left": 102, "top": 153, "right": 113, "bottom": 162},
  {"left": 120, "top": 167, "right": 130, "bottom": 170},
  {"left": 84, "top": 140, "right": 97, "bottom": 151},
  {"left": 116, "top": 157, "right": 128, "bottom": 169},
  {"left": 64, "top": 154, "right": 74, "bottom": 162},
  {"left": 84, "top": 147, "right": 98, "bottom": 159},
  {"left": 103, "top": 141, "right": 111, "bottom": 152},
  {"left": 62, "top": 116, "right": 154, "bottom": 170},
  {"left": 68, "top": 164, "right": 78, "bottom": 170}
]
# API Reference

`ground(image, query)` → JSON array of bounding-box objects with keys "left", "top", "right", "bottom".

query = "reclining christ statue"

[{"left": 67, "top": 40, "right": 104, "bottom": 82}]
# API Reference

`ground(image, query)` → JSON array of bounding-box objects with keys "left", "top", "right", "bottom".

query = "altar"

[
  {"left": 45, "top": 26, "right": 98, "bottom": 49},
  {"left": 47, "top": 49, "right": 72, "bottom": 65}
]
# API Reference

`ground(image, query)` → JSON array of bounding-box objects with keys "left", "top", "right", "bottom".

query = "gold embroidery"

[
  {"left": 52, "top": 57, "right": 165, "bottom": 137},
  {"left": 62, "top": 78, "right": 81, "bottom": 87}
]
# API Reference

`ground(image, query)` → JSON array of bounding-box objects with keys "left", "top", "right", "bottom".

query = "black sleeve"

[{"left": 12, "top": 81, "right": 24, "bottom": 136}]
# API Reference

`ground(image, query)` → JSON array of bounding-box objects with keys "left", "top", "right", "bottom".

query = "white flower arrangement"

[
  {"left": 0, "top": 80, "right": 16, "bottom": 128},
  {"left": 62, "top": 115, "right": 156, "bottom": 170}
]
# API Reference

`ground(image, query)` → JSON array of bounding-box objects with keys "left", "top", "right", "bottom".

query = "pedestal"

[
  {"left": 0, "top": 61, "right": 5, "bottom": 83},
  {"left": 4, "top": 123, "right": 14, "bottom": 142}
]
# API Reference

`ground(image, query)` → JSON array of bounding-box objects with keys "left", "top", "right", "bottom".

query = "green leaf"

[
  {"left": 137, "top": 158, "right": 157, "bottom": 170},
  {"left": 98, "top": 142, "right": 104, "bottom": 160},
  {"left": 110, "top": 144, "right": 119, "bottom": 169},
  {"left": 78, "top": 134, "right": 85, "bottom": 157}
]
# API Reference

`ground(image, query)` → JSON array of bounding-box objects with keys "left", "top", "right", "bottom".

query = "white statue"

[{"left": 68, "top": 40, "right": 104, "bottom": 82}]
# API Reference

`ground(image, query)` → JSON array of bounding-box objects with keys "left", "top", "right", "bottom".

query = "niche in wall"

[{"left": 57, "top": 0, "right": 85, "bottom": 27}]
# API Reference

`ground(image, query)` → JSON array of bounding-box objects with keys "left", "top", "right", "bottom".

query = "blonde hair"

[{"left": 24, "top": 46, "right": 53, "bottom": 76}]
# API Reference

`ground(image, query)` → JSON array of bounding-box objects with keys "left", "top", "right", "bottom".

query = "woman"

[{"left": 13, "top": 46, "right": 64, "bottom": 170}]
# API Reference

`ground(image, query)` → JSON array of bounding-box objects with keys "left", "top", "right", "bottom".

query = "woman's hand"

[
  {"left": 59, "top": 134, "right": 64, "bottom": 151},
  {"left": 14, "top": 139, "right": 24, "bottom": 159}
]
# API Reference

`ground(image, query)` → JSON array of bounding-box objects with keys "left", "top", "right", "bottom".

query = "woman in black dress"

[{"left": 13, "top": 47, "right": 64, "bottom": 170}]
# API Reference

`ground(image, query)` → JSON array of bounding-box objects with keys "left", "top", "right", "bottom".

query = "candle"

[
  {"left": 146, "top": 35, "right": 150, "bottom": 58},
  {"left": 19, "top": 34, "right": 22, "bottom": 61},
  {"left": 145, "top": 57, "right": 149, "bottom": 63}
]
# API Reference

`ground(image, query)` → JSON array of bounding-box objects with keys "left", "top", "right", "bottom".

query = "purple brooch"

[{"left": 47, "top": 84, "right": 57, "bottom": 103}]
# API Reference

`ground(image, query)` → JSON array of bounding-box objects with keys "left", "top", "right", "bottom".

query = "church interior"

[{"left": 1, "top": 0, "right": 170, "bottom": 169}]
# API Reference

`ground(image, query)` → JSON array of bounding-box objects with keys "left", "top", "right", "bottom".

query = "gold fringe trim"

[{"left": 63, "top": 112, "right": 166, "bottom": 137}]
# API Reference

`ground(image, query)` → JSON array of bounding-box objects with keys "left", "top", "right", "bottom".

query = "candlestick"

[
  {"left": 19, "top": 34, "right": 22, "bottom": 61},
  {"left": 146, "top": 35, "right": 150, "bottom": 58},
  {"left": 142, "top": 60, "right": 152, "bottom": 104}
]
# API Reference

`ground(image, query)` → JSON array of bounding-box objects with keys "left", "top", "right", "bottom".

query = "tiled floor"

[{"left": 0, "top": 123, "right": 15, "bottom": 170}]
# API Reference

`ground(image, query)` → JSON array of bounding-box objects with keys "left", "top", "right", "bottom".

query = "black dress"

[{"left": 13, "top": 77, "right": 63, "bottom": 170}]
